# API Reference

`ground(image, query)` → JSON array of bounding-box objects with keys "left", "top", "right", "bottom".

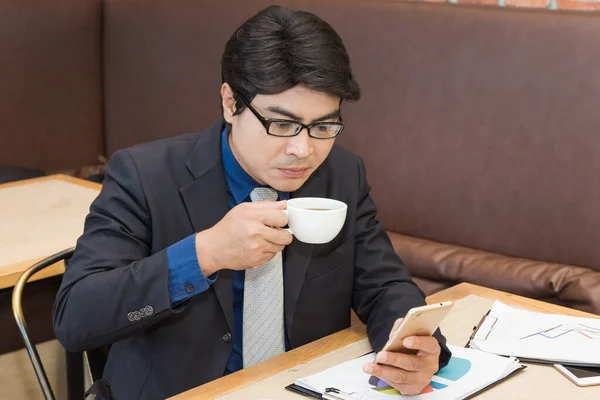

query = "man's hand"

[
  {"left": 194, "top": 200, "right": 293, "bottom": 276},
  {"left": 363, "top": 318, "right": 441, "bottom": 395}
]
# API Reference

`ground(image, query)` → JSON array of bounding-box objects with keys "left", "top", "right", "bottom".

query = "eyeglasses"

[{"left": 236, "top": 92, "right": 344, "bottom": 139}]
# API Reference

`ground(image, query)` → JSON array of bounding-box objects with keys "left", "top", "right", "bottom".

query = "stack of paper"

[
  {"left": 294, "top": 345, "right": 522, "bottom": 400},
  {"left": 469, "top": 301, "right": 600, "bottom": 366}
]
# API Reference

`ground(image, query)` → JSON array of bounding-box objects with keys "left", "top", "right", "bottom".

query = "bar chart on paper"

[{"left": 469, "top": 301, "right": 600, "bottom": 365}]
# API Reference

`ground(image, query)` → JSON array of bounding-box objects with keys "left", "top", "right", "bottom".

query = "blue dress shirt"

[{"left": 165, "top": 127, "right": 289, "bottom": 375}]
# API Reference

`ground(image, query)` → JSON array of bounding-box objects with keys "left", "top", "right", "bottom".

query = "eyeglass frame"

[{"left": 235, "top": 92, "right": 345, "bottom": 139}]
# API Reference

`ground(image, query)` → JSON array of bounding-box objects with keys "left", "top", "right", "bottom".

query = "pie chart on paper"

[{"left": 369, "top": 357, "right": 472, "bottom": 395}]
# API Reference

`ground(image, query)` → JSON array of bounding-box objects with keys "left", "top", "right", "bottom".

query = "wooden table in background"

[
  {"left": 173, "top": 283, "right": 600, "bottom": 400},
  {"left": 0, "top": 174, "right": 101, "bottom": 400},
  {"left": 0, "top": 174, "right": 101, "bottom": 289}
]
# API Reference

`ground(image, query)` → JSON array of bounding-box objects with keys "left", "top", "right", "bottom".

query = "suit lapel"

[
  {"left": 284, "top": 166, "right": 328, "bottom": 336},
  {"left": 180, "top": 121, "right": 234, "bottom": 331}
]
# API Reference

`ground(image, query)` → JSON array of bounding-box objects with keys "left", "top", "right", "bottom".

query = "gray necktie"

[{"left": 242, "top": 187, "right": 285, "bottom": 368}]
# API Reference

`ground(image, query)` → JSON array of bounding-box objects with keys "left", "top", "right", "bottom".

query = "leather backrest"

[
  {"left": 0, "top": 0, "right": 103, "bottom": 171},
  {"left": 103, "top": 0, "right": 600, "bottom": 270}
]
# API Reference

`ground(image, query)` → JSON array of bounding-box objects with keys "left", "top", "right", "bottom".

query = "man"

[{"left": 53, "top": 5, "right": 450, "bottom": 399}]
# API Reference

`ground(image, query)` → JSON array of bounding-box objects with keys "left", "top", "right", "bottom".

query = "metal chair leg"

[{"left": 12, "top": 247, "right": 75, "bottom": 400}]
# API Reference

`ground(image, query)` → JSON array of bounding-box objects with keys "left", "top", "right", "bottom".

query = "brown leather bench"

[{"left": 100, "top": 0, "right": 600, "bottom": 313}]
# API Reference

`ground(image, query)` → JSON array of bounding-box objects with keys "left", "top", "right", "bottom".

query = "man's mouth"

[{"left": 278, "top": 167, "right": 310, "bottom": 178}]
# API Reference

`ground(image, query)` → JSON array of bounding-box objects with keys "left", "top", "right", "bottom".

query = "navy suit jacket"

[{"left": 53, "top": 121, "right": 450, "bottom": 399}]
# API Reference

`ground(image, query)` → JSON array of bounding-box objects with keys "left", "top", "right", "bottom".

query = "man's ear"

[{"left": 221, "top": 83, "right": 237, "bottom": 124}]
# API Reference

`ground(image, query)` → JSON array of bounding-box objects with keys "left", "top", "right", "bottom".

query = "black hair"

[{"left": 221, "top": 5, "right": 361, "bottom": 116}]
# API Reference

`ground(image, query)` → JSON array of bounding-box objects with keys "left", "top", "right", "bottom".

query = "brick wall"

[{"left": 415, "top": 0, "right": 600, "bottom": 10}]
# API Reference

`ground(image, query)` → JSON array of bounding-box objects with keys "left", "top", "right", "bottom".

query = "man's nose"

[{"left": 285, "top": 128, "right": 312, "bottom": 158}]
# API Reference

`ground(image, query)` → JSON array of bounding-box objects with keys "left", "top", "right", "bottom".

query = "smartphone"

[
  {"left": 553, "top": 364, "right": 600, "bottom": 387},
  {"left": 380, "top": 301, "right": 454, "bottom": 355}
]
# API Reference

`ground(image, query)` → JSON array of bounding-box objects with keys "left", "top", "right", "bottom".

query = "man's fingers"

[
  {"left": 417, "top": 350, "right": 433, "bottom": 357},
  {"left": 261, "top": 240, "right": 285, "bottom": 256},
  {"left": 363, "top": 363, "right": 427, "bottom": 388},
  {"left": 246, "top": 200, "right": 287, "bottom": 209},
  {"left": 364, "top": 363, "right": 410, "bottom": 386},
  {"left": 255, "top": 208, "right": 289, "bottom": 228},
  {"left": 249, "top": 248, "right": 284, "bottom": 269},
  {"left": 375, "top": 351, "right": 426, "bottom": 372},
  {"left": 393, "top": 384, "right": 427, "bottom": 396},
  {"left": 262, "top": 226, "right": 293, "bottom": 246},
  {"left": 389, "top": 318, "right": 403, "bottom": 338},
  {"left": 402, "top": 336, "right": 441, "bottom": 355}
]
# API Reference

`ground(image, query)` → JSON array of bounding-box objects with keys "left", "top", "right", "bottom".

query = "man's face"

[{"left": 222, "top": 85, "right": 340, "bottom": 192}]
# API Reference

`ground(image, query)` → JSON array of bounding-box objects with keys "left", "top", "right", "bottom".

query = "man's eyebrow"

[
  {"left": 312, "top": 110, "right": 341, "bottom": 122},
  {"left": 265, "top": 106, "right": 341, "bottom": 123}
]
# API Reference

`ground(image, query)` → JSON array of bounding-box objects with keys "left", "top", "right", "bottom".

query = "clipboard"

[
  {"left": 465, "top": 301, "right": 600, "bottom": 367},
  {"left": 286, "top": 331, "right": 527, "bottom": 400},
  {"left": 465, "top": 309, "right": 497, "bottom": 347},
  {"left": 286, "top": 367, "right": 528, "bottom": 400}
]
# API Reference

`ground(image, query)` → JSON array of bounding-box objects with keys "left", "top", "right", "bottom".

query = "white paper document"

[
  {"left": 469, "top": 301, "right": 600, "bottom": 366},
  {"left": 295, "top": 345, "right": 522, "bottom": 400}
]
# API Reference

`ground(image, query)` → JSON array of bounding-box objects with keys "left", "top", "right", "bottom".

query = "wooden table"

[
  {"left": 0, "top": 174, "right": 101, "bottom": 289},
  {"left": 0, "top": 174, "right": 100, "bottom": 400},
  {"left": 173, "top": 283, "right": 600, "bottom": 399}
]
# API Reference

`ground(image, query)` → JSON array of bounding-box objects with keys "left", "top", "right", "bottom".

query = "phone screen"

[{"left": 563, "top": 365, "right": 600, "bottom": 379}]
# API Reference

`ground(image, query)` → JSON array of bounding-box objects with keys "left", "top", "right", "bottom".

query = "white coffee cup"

[{"left": 282, "top": 197, "right": 347, "bottom": 244}]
